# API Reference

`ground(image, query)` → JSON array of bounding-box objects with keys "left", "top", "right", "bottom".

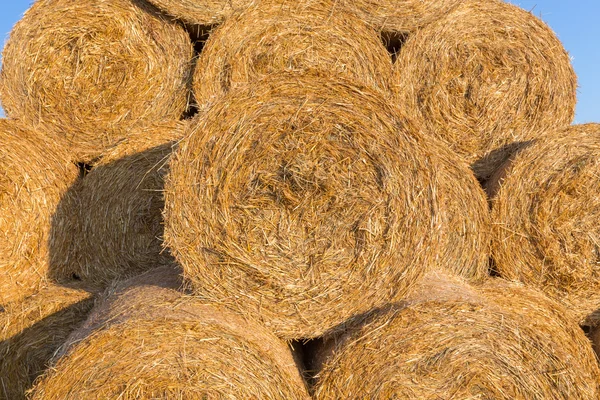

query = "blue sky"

[{"left": 0, "top": 1, "right": 598, "bottom": 122}]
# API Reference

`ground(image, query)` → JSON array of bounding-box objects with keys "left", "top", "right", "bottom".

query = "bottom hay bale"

[
  {"left": 0, "top": 284, "right": 94, "bottom": 400},
  {"left": 30, "top": 267, "right": 310, "bottom": 399},
  {"left": 313, "top": 274, "right": 600, "bottom": 399}
]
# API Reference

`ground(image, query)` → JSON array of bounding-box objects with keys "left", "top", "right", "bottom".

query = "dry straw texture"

[
  {"left": 490, "top": 123, "right": 600, "bottom": 325},
  {"left": 0, "top": 0, "right": 193, "bottom": 161},
  {"left": 314, "top": 277, "right": 600, "bottom": 399},
  {"left": 0, "top": 284, "right": 94, "bottom": 400},
  {"left": 48, "top": 122, "right": 186, "bottom": 291},
  {"left": 393, "top": 0, "right": 576, "bottom": 179},
  {"left": 164, "top": 72, "right": 490, "bottom": 340},
  {"left": 146, "top": 0, "right": 250, "bottom": 25},
  {"left": 0, "top": 119, "right": 79, "bottom": 305},
  {"left": 193, "top": 0, "right": 392, "bottom": 109},
  {"left": 31, "top": 267, "right": 310, "bottom": 399},
  {"left": 341, "top": 0, "right": 462, "bottom": 33}
]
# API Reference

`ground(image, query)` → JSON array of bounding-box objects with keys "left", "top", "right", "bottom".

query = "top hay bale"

[
  {"left": 0, "top": 0, "right": 193, "bottom": 162},
  {"left": 313, "top": 277, "right": 600, "bottom": 399},
  {"left": 145, "top": 0, "right": 248, "bottom": 25},
  {"left": 193, "top": 0, "right": 393, "bottom": 108},
  {"left": 342, "top": 0, "right": 462, "bottom": 34},
  {"left": 393, "top": 0, "right": 576, "bottom": 179},
  {"left": 164, "top": 71, "right": 490, "bottom": 340},
  {"left": 490, "top": 124, "right": 600, "bottom": 325},
  {"left": 48, "top": 121, "right": 186, "bottom": 291},
  {"left": 0, "top": 119, "right": 79, "bottom": 305},
  {"left": 30, "top": 268, "right": 310, "bottom": 399}
]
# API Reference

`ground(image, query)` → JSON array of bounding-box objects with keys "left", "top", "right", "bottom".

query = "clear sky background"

[{"left": 0, "top": 1, "right": 597, "bottom": 122}]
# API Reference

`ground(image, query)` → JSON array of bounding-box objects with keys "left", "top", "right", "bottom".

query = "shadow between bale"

[
  {"left": 47, "top": 123, "right": 185, "bottom": 292},
  {"left": 0, "top": 285, "right": 94, "bottom": 400}
]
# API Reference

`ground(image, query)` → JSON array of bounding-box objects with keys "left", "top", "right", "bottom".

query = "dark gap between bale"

[
  {"left": 193, "top": 0, "right": 393, "bottom": 109},
  {"left": 164, "top": 71, "right": 490, "bottom": 340},
  {"left": 0, "top": 284, "right": 94, "bottom": 400},
  {"left": 490, "top": 123, "right": 600, "bottom": 325},
  {"left": 393, "top": 0, "right": 577, "bottom": 180},
  {"left": 48, "top": 121, "right": 186, "bottom": 292},
  {"left": 0, "top": 119, "right": 80, "bottom": 305},
  {"left": 0, "top": 0, "right": 193, "bottom": 161},
  {"left": 312, "top": 275, "right": 600, "bottom": 399},
  {"left": 76, "top": 162, "right": 93, "bottom": 179},
  {"left": 182, "top": 24, "right": 216, "bottom": 119},
  {"left": 380, "top": 31, "right": 408, "bottom": 63},
  {"left": 30, "top": 267, "right": 310, "bottom": 399}
]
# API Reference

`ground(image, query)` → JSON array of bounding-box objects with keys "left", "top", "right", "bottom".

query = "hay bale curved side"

[
  {"left": 193, "top": 0, "right": 393, "bottom": 108},
  {"left": 146, "top": 0, "right": 250, "bottom": 25},
  {"left": 30, "top": 276, "right": 309, "bottom": 399},
  {"left": 165, "top": 72, "right": 490, "bottom": 340},
  {"left": 0, "top": 0, "right": 193, "bottom": 161},
  {"left": 341, "top": 0, "right": 462, "bottom": 34},
  {"left": 393, "top": 0, "right": 576, "bottom": 179},
  {"left": 0, "top": 119, "right": 80, "bottom": 305},
  {"left": 314, "top": 279, "right": 600, "bottom": 399},
  {"left": 48, "top": 122, "right": 186, "bottom": 290},
  {"left": 491, "top": 123, "right": 600, "bottom": 324},
  {"left": 0, "top": 284, "right": 94, "bottom": 400}
]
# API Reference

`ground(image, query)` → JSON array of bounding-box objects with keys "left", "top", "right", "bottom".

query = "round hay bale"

[
  {"left": 0, "top": 119, "right": 80, "bottom": 305},
  {"left": 0, "top": 284, "right": 94, "bottom": 400},
  {"left": 313, "top": 278, "right": 600, "bottom": 399},
  {"left": 0, "top": 0, "right": 193, "bottom": 162},
  {"left": 342, "top": 0, "right": 462, "bottom": 34},
  {"left": 145, "top": 0, "right": 248, "bottom": 25},
  {"left": 193, "top": 0, "right": 393, "bottom": 109},
  {"left": 392, "top": 0, "right": 577, "bottom": 180},
  {"left": 490, "top": 123, "right": 600, "bottom": 324},
  {"left": 164, "top": 71, "right": 491, "bottom": 340},
  {"left": 48, "top": 121, "right": 186, "bottom": 290},
  {"left": 30, "top": 271, "right": 310, "bottom": 399}
]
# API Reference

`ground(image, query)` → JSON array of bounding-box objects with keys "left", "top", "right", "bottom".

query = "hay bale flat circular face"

[
  {"left": 314, "top": 280, "right": 600, "bottom": 399},
  {"left": 0, "top": 0, "right": 193, "bottom": 161},
  {"left": 165, "top": 72, "right": 490, "bottom": 339},
  {"left": 30, "top": 282, "right": 310, "bottom": 399},
  {"left": 490, "top": 124, "right": 600, "bottom": 324},
  {"left": 342, "top": 0, "right": 462, "bottom": 33},
  {"left": 193, "top": 0, "right": 392, "bottom": 108},
  {"left": 0, "top": 284, "right": 94, "bottom": 400},
  {"left": 0, "top": 119, "right": 79, "bottom": 305},
  {"left": 48, "top": 122, "right": 186, "bottom": 291},
  {"left": 393, "top": 0, "right": 576, "bottom": 179}
]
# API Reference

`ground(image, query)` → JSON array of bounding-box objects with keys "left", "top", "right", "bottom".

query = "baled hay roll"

[
  {"left": 342, "top": 0, "right": 462, "bottom": 34},
  {"left": 165, "top": 72, "right": 490, "bottom": 340},
  {"left": 0, "top": 0, "right": 193, "bottom": 161},
  {"left": 145, "top": 0, "right": 247, "bottom": 25},
  {"left": 0, "top": 119, "right": 79, "bottom": 305},
  {"left": 49, "top": 122, "right": 186, "bottom": 290},
  {"left": 314, "top": 278, "right": 600, "bottom": 399},
  {"left": 393, "top": 0, "right": 576, "bottom": 180},
  {"left": 30, "top": 268, "right": 310, "bottom": 399},
  {"left": 193, "top": 0, "right": 393, "bottom": 108},
  {"left": 0, "top": 284, "right": 94, "bottom": 400},
  {"left": 490, "top": 123, "right": 600, "bottom": 325}
]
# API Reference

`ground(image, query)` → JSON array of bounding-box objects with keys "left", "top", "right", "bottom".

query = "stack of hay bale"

[{"left": 0, "top": 0, "right": 599, "bottom": 398}]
